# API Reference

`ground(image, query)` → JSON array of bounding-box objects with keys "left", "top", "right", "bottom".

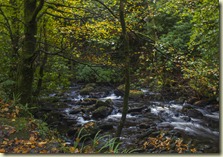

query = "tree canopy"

[{"left": 0, "top": 0, "right": 219, "bottom": 105}]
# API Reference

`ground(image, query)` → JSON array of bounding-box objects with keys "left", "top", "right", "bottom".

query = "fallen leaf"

[
  {"left": 38, "top": 141, "right": 47, "bottom": 147},
  {"left": 40, "top": 150, "right": 48, "bottom": 153},
  {"left": 0, "top": 149, "right": 6, "bottom": 153},
  {"left": 29, "top": 136, "right": 36, "bottom": 142},
  {"left": 190, "top": 148, "right": 197, "bottom": 153},
  {"left": 69, "top": 147, "right": 79, "bottom": 153}
]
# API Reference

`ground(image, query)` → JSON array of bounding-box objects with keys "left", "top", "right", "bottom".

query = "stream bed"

[{"left": 35, "top": 84, "right": 219, "bottom": 153}]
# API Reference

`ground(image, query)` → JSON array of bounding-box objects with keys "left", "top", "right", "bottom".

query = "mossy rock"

[
  {"left": 117, "top": 84, "right": 125, "bottom": 91},
  {"left": 116, "top": 85, "right": 144, "bottom": 99},
  {"left": 85, "top": 83, "right": 96, "bottom": 88},
  {"left": 105, "top": 99, "right": 114, "bottom": 106},
  {"left": 92, "top": 106, "right": 113, "bottom": 119},
  {"left": 80, "top": 86, "right": 94, "bottom": 95},
  {"left": 81, "top": 98, "right": 98, "bottom": 106},
  {"left": 129, "top": 90, "right": 144, "bottom": 99},
  {"left": 95, "top": 100, "right": 108, "bottom": 108}
]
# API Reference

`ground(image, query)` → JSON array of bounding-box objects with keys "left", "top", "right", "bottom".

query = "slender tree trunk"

[
  {"left": 34, "top": 18, "right": 48, "bottom": 96},
  {"left": 34, "top": 54, "right": 47, "bottom": 96},
  {"left": 16, "top": 0, "right": 44, "bottom": 104},
  {"left": 115, "top": 0, "right": 130, "bottom": 138}
]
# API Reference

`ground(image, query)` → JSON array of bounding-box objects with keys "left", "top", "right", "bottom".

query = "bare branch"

[{"left": 93, "top": 0, "right": 119, "bottom": 20}]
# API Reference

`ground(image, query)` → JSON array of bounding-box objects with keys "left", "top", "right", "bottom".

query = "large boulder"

[
  {"left": 79, "top": 83, "right": 96, "bottom": 95},
  {"left": 92, "top": 106, "right": 113, "bottom": 119},
  {"left": 186, "top": 109, "right": 203, "bottom": 118},
  {"left": 129, "top": 90, "right": 144, "bottom": 99},
  {"left": 80, "top": 86, "right": 94, "bottom": 95},
  {"left": 181, "top": 103, "right": 203, "bottom": 118},
  {"left": 114, "top": 84, "right": 144, "bottom": 99},
  {"left": 95, "top": 99, "right": 114, "bottom": 108}
]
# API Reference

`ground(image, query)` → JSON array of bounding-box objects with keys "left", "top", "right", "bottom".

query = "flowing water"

[{"left": 41, "top": 84, "right": 219, "bottom": 153}]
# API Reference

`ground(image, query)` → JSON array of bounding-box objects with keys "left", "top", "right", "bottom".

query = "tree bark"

[
  {"left": 34, "top": 17, "right": 48, "bottom": 96},
  {"left": 115, "top": 0, "right": 130, "bottom": 138},
  {"left": 16, "top": 0, "right": 44, "bottom": 104}
]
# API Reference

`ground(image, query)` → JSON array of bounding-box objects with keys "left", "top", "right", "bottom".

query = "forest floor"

[{"left": 0, "top": 99, "right": 69, "bottom": 153}]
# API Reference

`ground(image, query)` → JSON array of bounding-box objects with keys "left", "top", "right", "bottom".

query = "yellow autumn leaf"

[
  {"left": 29, "top": 136, "right": 36, "bottom": 142},
  {"left": 0, "top": 149, "right": 6, "bottom": 153},
  {"left": 190, "top": 148, "right": 197, "bottom": 153},
  {"left": 38, "top": 141, "right": 47, "bottom": 147}
]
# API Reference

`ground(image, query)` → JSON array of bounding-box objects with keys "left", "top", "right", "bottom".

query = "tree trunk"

[
  {"left": 16, "top": 0, "right": 44, "bottom": 104},
  {"left": 115, "top": 0, "right": 130, "bottom": 138},
  {"left": 34, "top": 18, "right": 48, "bottom": 96}
]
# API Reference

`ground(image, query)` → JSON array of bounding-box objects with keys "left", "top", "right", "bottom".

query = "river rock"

[
  {"left": 85, "top": 83, "right": 96, "bottom": 88},
  {"left": 139, "top": 123, "right": 150, "bottom": 129},
  {"left": 186, "top": 109, "right": 203, "bottom": 118},
  {"left": 69, "top": 108, "right": 82, "bottom": 114},
  {"left": 79, "top": 83, "right": 96, "bottom": 95},
  {"left": 80, "top": 86, "right": 94, "bottom": 95},
  {"left": 128, "top": 106, "right": 147, "bottom": 113},
  {"left": 79, "top": 98, "right": 98, "bottom": 106},
  {"left": 205, "top": 104, "right": 219, "bottom": 112},
  {"left": 95, "top": 99, "right": 113, "bottom": 108},
  {"left": 114, "top": 84, "right": 144, "bottom": 99},
  {"left": 181, "top": 103, "right": 194, "bottom": 112},
  {"left": 98, "top": 123, "right": 114, "bottom": 131},
  {"left": 92, "top": 106, "right": 113, "bottom": 119}
]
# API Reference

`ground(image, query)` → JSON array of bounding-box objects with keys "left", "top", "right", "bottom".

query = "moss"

[
  {"left": 92, "top": 106, "right": 113, "bottom": 119},
  {"left": 105, "top": 99, "right": 114, "bottom": 106},
  {"left": 117, "top": 85, "right": 144, "bottom": 99},
  {"left": 0, "top": 117, "right": 30, "bottom": 140},
  {"left": 117, "top": 84, "right": 125, "bottom": 92},
  {"left": 94, "top": 106, "right": 107, "bottom": 113},
  {"left": 95, "top": 100, "right": 107, "bottom": 108},
  {"left": 80, "top": 86, "right": 94, "bottom": 95},
  {"left": 82, "top": 98, "right": 98, "bottom": 105},
  {"left": 129, "top": 90, "right": 144, "bottom": 99},
  {"left": 85, "top": 83, "right": 96, "bottom": 88}
]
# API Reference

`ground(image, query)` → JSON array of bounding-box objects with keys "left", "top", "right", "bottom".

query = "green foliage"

[
  {"left": 35, "top": 56, "right": 72, "bottom": 93},
  {"left": 0, "top": 74, "right": 15, "bottom": 101},
  {"left": 75, "top": 64, "right": 122, "bottom": 83},
  {"left": 182, "top": 58, "right": 219, "bottom": 98},
  {"left": 0, "top": 0, "right": 219, "bottom": 103},
  {"left": 133, "top": 0, "right": 219, "bottom": 100}
]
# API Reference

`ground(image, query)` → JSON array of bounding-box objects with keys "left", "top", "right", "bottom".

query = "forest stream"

[{"left": 35, "top": 84, "right": 219, "bottom": 153}]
